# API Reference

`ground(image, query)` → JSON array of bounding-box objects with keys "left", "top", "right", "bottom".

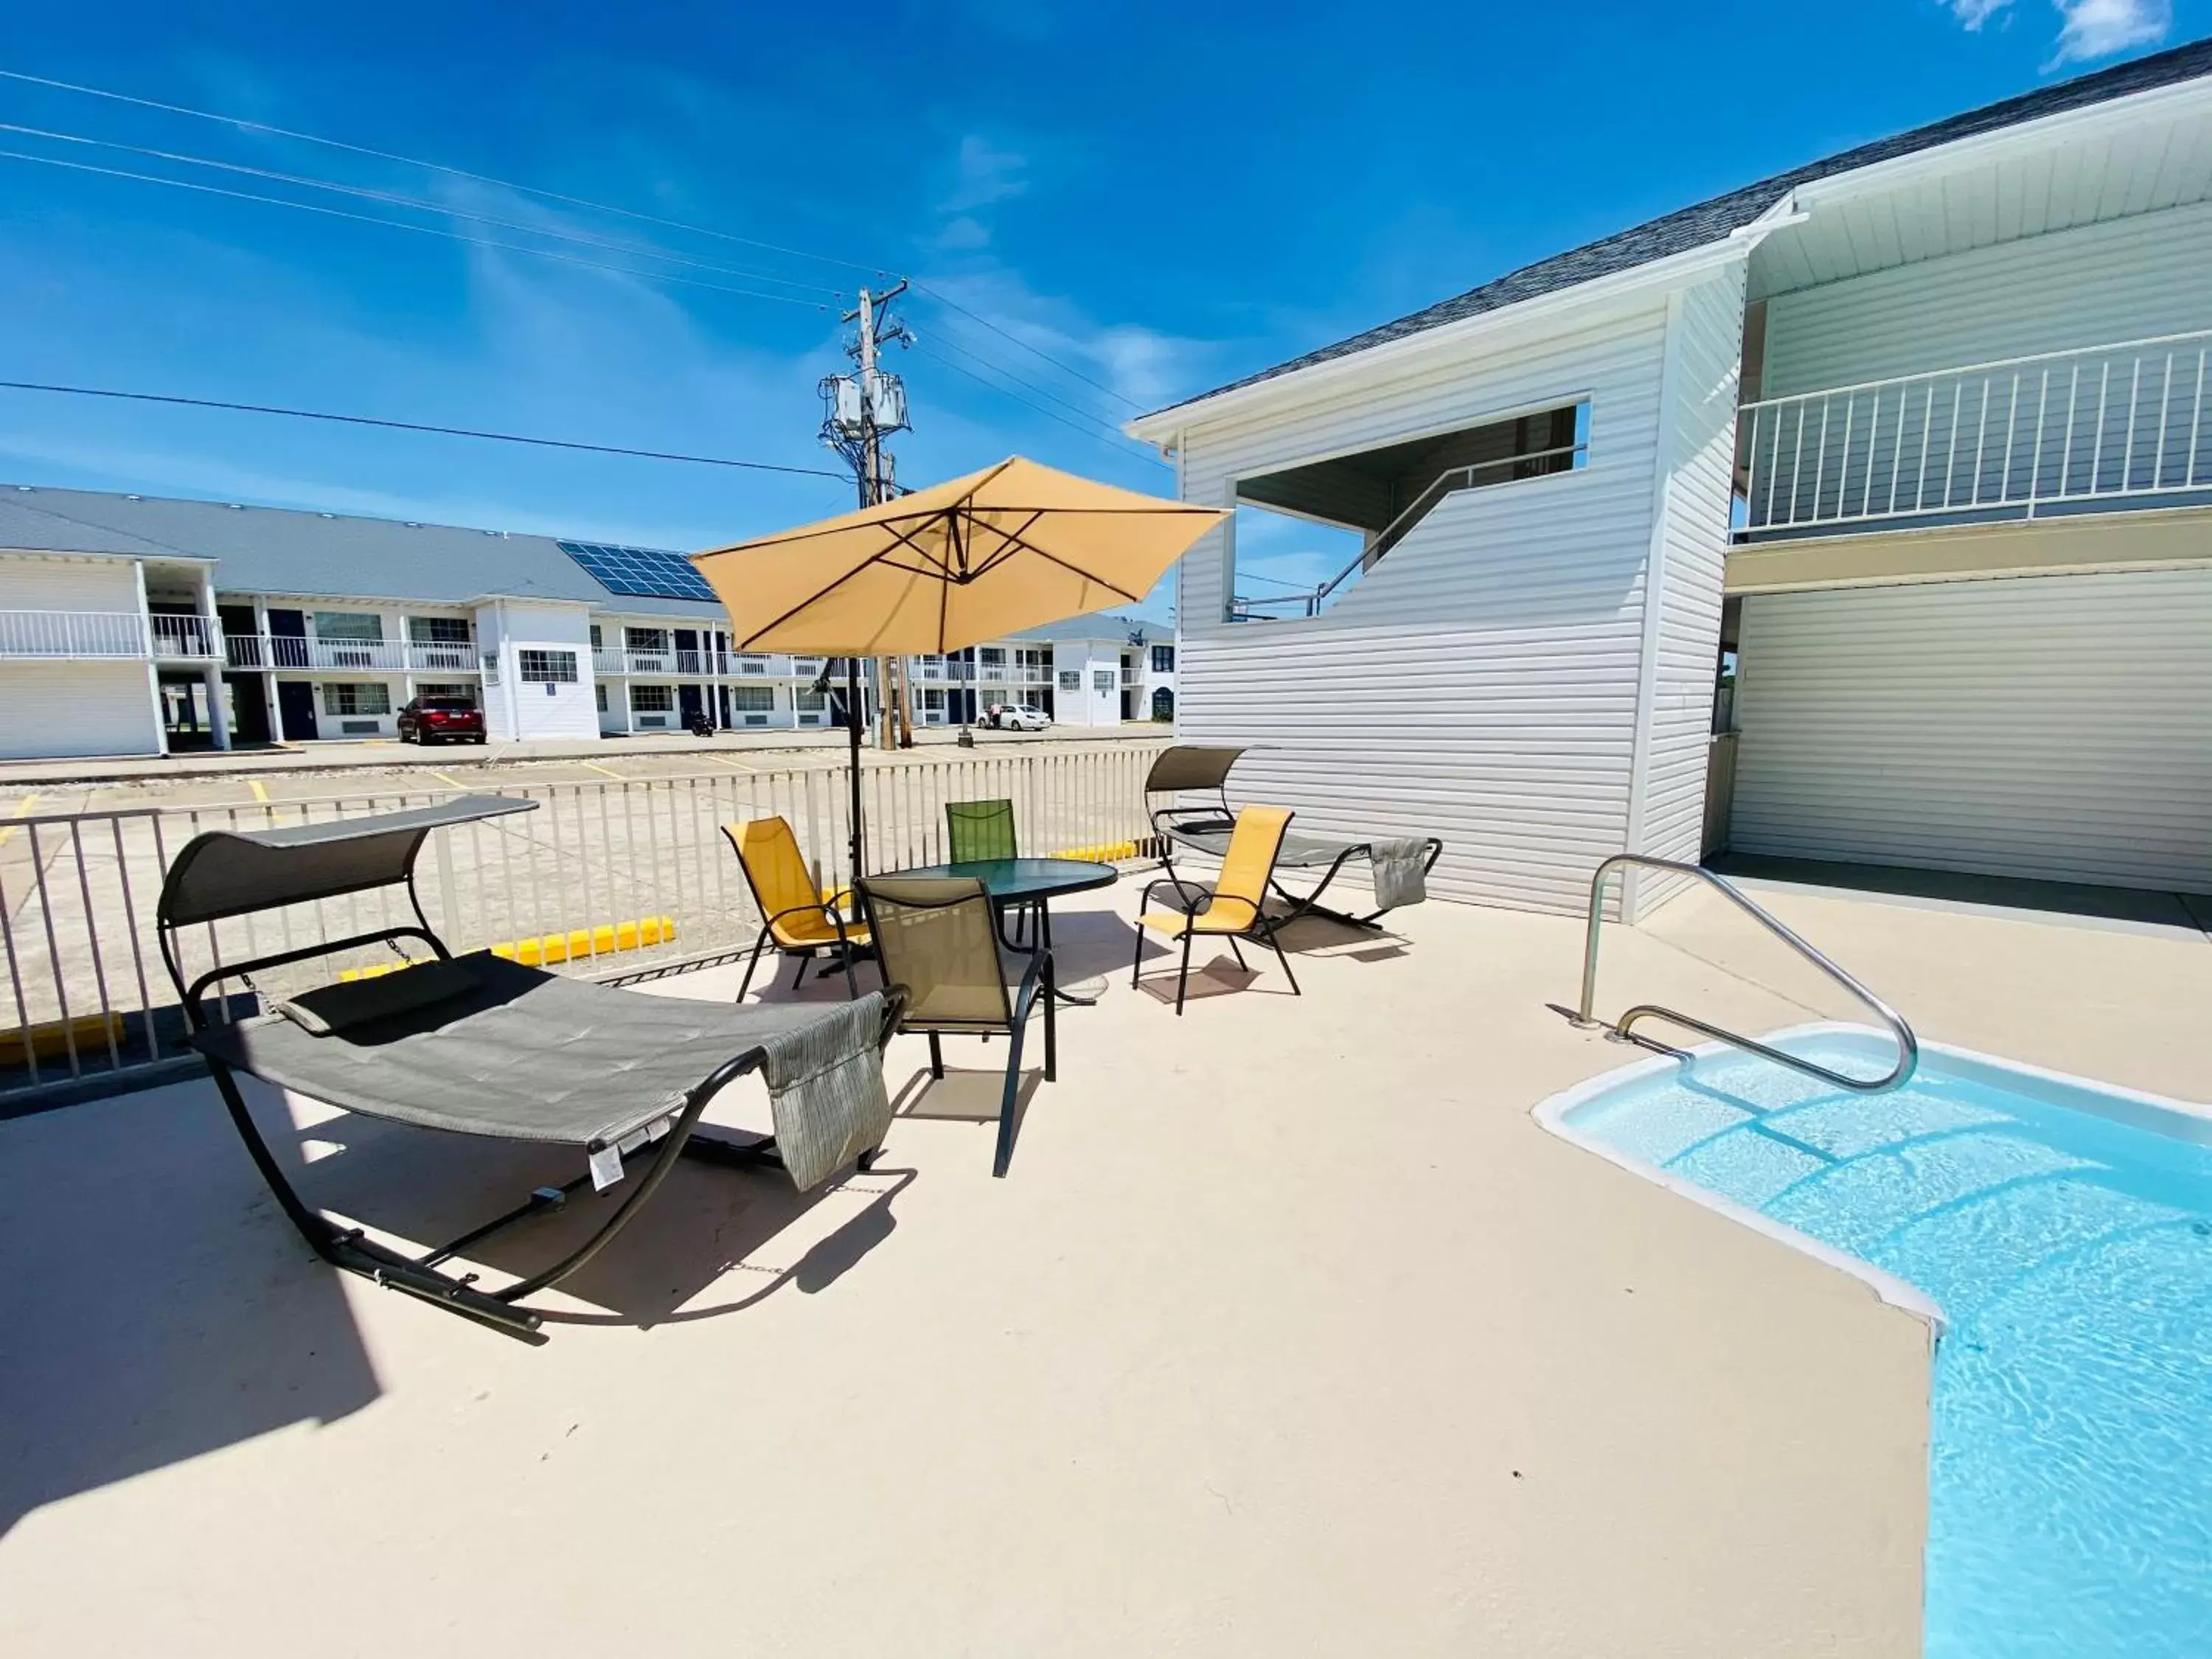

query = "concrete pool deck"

[{"left": 2, "top": 874, "right": 2205, "bottom": 1657}]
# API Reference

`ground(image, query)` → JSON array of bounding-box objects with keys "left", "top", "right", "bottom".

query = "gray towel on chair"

[
  {"left": 756, "top": 991, "right": 895, "bottom": 1191},
  {"left": 1368, "top": 840, "right": 1430, "bottom": 911}
]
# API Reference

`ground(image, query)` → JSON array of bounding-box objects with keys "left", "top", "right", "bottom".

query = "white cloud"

[
  {"left": 939, "top": 136, "right": 1029, "bottom": 215},
  {"left": 931, "top": 215, "right": 992, "bottom": 254},
  {"left": 1949, "top": 0, "right": 2014, "bottom": 28},
  {"left": 1944, "top": 0, "right": 2173, "bottom": 60},
  {"left": 2051, "top": 0, "right": 2172, "bottom": 62}
]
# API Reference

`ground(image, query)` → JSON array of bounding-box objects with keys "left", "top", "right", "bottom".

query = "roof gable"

[{"left": 1144, "top": 38, "right": 2212, "bottom": 422}]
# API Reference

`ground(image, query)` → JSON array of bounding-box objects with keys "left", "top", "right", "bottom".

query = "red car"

[{"left": 397, "top": 696, "right": 487, "bottom": 745}]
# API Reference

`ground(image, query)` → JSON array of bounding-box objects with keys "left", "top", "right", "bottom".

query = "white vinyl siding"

[
  {"left": 1761, "top": 200, "right": 2212, "bottom": 400},
  {"left": 1175, "top": 296, "right": 1675, "bottom": 914},
  {"left": 0, "top": 660, "right": 162, "bottom": 759},
  {"left": 1631, "top": 266, "right": 1750, "bottom": 916},
  {"left": 0, "top": 554, "right": 145, "bottom": 614},
  {"left": 1730, "top": 568, "right": 2212, "bottom": 891}
]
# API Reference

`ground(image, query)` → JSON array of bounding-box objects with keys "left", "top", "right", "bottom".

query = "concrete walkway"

[{"left": 1, "top": 877, "right": 2204, "bottom": 1657}]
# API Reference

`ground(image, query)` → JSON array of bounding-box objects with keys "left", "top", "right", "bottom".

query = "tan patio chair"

[
  {"left": 859, "top": 874, "right": 1054, "bottom": 1178},
  {"left": 1131, "top": 804, "right": 1301, "bottom": 1015}
]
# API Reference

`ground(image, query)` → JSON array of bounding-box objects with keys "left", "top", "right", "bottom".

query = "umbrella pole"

[{"left": 846, "top": 656, "right": 864, "bottom": 882}]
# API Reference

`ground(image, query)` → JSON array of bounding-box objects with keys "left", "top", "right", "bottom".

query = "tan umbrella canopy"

[
  {"left": 692, "top": 456, "right": 1225, "bottom": 654},
  {"left": 689, "top": 456, "right": 1223, "bottom": 880}
]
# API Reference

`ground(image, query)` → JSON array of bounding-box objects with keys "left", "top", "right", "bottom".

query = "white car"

[{"left": 992, "top": 704, "right": 1051, "bottom": 732}]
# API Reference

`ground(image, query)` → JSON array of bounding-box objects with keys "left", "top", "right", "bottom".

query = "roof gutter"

[{"left": 1790, "top": 73, "right": 2212, "bottom": 212}]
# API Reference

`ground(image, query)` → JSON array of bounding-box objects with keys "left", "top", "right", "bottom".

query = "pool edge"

[
  {"left": 1534, "top": 1020, "right": 2212, "bottom": 1338},
  {"left": 1531, "top": 1026, "right": 1950, "bottom": 1333}
]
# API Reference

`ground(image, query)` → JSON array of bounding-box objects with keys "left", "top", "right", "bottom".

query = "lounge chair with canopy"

[
  {"left": 1142, "top": 745, "right": 1444, "bottom": 933},
  {"left": 158, "top": 796, "right": 905, "bottom": 1340}
]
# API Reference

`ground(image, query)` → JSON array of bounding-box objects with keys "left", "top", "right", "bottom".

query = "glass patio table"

[{"left": 877, "top": 857, "right": 1119, "bottom": 1005}]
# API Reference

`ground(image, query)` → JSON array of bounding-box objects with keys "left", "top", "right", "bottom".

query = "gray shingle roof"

[
  {"left": 0, "top": 485, "right": 727, "bottom": 620},
  {"left": 1004, "top": 610, "right": 1153, "bottom": 644},
  {"left": 1147, "top": 37, "right": 2212, "bottom": 420}
]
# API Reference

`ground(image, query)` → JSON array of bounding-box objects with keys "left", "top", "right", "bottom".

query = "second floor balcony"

[
  {"left": 1738, "top": 329, "right": 2212, "bottom": 542},
  {"left": 0, "top": 611, "right": 155, "bottom": 659}
]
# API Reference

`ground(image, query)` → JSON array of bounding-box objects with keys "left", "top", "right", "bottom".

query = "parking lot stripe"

[
  {"left": 580, "top": 760, "right": 626, "bottom": 780},
  {"left": 248, "top": 779, "right": 269, "bottom": 803},
  {"left": 0, "top": 793, "right": 41, "bottom": 848},
  {"left": 430, "top": 770, "right": 465, "bottom": 788}
]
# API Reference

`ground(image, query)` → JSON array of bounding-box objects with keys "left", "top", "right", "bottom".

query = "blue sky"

[{"left": 0, "top": 1, "right": 2198, "bottom": 618}]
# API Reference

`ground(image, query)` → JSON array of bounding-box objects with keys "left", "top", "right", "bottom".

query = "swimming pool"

[{"left": 1537, "top": 1026, "right": 2212, "bottom": 1659}]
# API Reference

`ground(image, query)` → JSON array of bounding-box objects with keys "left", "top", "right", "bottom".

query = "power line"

[
  {"left": 911, "top": 281, "right": 1146, "bottom": 411},
  {"left": 0, "top": 121, "right": 843, "bottom": 296},
  {"left": 0, "top": 148, "right": 833, "bottom": 309},
  {"left": 0, "top": 66, "right": 889, "bottom": 277},
  {"left": 907, "top": 341, "right": 1163, "bottom": 467},
  {"left": 0, "top": 378, "right": 851, "bottom": 476},
  {"left": 919, "top": 330, "right": 1138, "bottom": 439}
]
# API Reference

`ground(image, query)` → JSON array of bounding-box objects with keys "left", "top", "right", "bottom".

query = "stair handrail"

[
  {"left": 1233, "top": 437, "right": 1586, "bottom": 619},
  {"left": 1570, "top": 854, "right": 1919, "bottom": 1094}
]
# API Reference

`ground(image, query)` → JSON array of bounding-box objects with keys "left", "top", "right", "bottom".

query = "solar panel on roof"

[{"left": 557, "top": 540, "right": 717, "bottom": 603}]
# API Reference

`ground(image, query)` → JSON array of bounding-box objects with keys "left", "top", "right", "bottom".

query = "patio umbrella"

[{"left": 692, "top": 456, "right": 1225, "bottom": 878}]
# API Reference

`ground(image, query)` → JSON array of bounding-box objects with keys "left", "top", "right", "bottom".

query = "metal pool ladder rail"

[{"left": 1561, "top": 854, "right": 1919, "bottom": 1093}]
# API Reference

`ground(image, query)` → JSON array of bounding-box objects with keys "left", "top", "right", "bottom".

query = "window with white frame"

[
  {"left": 795, "top": 686, "right": 827, "bottom": 712},
  {"left": 729, "top": 684, "right": 773, "bottom": 712},
  {"left": 407, "top": 616, "right": 471, "bottom": 644},
  {"left": 1151, "top": 644, "right": 1175, "bottom": 673},
  {"left": 324, "top": 682, "right": 390, "bottom": 716},
  {"left": 518, "top": 649, "right": 578, "bottom": 684},
  {"left": 588, "top": 623, "right": 603, "bottom": 647},
  {"left": 1059, "top": 669, "right": 1080, "bottom": 692},
  {"left": 630, "top": 684, "right": 674, "bottom": 712},
  {"left": 625, "top": 626, "right": 669, "bottom": 653},
  {"left": 314, "top": 611, "right": 383, "bottom": 641},
  {"left": 415, "top": 682, "right": 475, "bottom": 703},
  {"left": 1093, "top": 669, "right": 1115, "bottom": 693}
]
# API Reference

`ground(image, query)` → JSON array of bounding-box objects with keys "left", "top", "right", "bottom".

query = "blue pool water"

[{"left": 1555, "top": 1032, "right": 2212, "bottom": 1658}]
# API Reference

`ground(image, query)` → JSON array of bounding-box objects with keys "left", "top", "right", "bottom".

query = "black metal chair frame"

[
  {"left": 723, "top": 823, "right": 873, "bottom": 1001},
  {"left": 1141, "top": 745, "right": 1444, "bottom": 935},
  {"left": 157, "top": 800, "right": 904, "bottom": 1340},
  {"left": 858, "top": 877, "right": 1054, "bottom": 1178},
  {"left": 944, "top": 796, "right": 1037, "bottom": 950},
  {"left": 1132, "top": 854, "right": 1302, "bottom": 1016}
]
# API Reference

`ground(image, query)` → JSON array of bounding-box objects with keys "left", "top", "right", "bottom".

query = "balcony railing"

[
  {"left": 147, "top": 614, "right": 218, "bottom": 659},
  {"left": 1739, "top": 330, "right": 2212, "bottom": 539},
  {"left": 406, "top": 640, "right": 478, "bottom": 672},
  {"left": 0, "top": 611, "right": 152, "bottom": 658}
]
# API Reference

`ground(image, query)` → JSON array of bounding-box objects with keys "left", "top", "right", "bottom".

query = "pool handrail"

[{"left": 1568, "top": 854, "right": 1919, "bottom": 1094}]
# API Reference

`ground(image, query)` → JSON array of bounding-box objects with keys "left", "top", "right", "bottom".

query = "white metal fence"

[
  {"left": 1739, "top": 330, "right": 2212, "bottom": 536},
  {"left": 0, "top": 741, "right": 1169, "bottom": 1100}
]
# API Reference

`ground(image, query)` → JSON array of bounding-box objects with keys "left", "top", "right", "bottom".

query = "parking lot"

[{"left": 0, "top": 724, "right": 1170, "bottom": 818}]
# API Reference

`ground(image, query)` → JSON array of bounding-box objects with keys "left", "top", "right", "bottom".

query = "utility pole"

[{"left": 821, "top": 280, "right": 914, "bottom": 748}]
